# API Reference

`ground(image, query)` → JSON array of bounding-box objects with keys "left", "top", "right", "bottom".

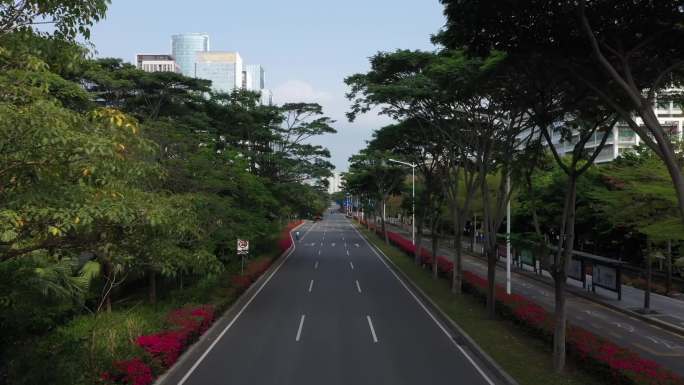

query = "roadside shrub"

[{"left": 100, "top": 358, "right": 154, "bottom": 385}]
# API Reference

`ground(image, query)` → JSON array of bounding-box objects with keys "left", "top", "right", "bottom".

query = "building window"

[{"left": 618, "top": 127, "right": 635, "bottom": 141}]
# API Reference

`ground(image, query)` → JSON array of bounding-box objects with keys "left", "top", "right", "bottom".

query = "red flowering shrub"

[
  {"left": 278, "top": 220, "right": 303, "bottom": 252},
  {"left": 101, "top": 358, "right": 153, "bottom": 385},
  {"left": 135, "top": 305, "right": 216, "bottom": 369},
  {"left": 135, "top": 332, "right": 183, "bottom": 367}
]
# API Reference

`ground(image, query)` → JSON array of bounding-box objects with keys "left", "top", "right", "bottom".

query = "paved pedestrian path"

[{"left": 383, "top": 222, "right": 684, "bottom": 376}]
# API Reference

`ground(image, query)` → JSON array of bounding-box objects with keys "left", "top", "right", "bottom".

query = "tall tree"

[{"left": 438, "top": 0, "right": 684, "bottom": 225}]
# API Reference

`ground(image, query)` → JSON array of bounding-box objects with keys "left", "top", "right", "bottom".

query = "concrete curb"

[
  {"left": 354, "top": 223, "right": 518, "bottom": 385},
  {"left": 154, "top": 221, "right": 308, "bottom": 385}
]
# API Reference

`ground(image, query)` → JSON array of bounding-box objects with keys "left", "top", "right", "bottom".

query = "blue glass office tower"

[{"left": 171, "top": 33, "right": 210, "bottom": 77}]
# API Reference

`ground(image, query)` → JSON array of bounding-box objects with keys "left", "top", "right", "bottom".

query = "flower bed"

[
  {"left": 101, "top": 221, "right": 302, "bottom": 385},
  {"left": 100, "top": 305, "right": 215, "bottom": 385},
  {"left": 375, "top": 227, "right": 684, "bottom": 385}
]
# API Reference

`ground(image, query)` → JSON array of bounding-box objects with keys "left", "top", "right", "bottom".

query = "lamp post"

[
  {"left": 389, "top": 159, "right": 417, "bottom": 246},
  {"left": 506, "top": 172, "right": 512, "bottom": 295}
]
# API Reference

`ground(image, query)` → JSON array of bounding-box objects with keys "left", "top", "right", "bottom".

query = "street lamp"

[{"left": 389, "top": 159, "right": 417, "bottom": 246}]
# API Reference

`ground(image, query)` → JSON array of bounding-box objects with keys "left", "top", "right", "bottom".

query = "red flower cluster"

[
  {"left": 100, "top": 357, "right": 153, "bottom": 385},
  {"left": 385, "top": 230, "right": 684, "bottom": 385},
  {"left": 135, "top": 305, "right": 216, "bottom": 369},
  {"left": 278, "top": 220, "right": 303, "bottom": 253},
  {"left": 101, "top": 305, "right": 215, "bottom": 385}
]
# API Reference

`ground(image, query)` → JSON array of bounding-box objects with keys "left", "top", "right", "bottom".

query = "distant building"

[
  {"left": 326, "top": 172, "right": 343, "bottom": 194},
  {"left": 171, "top": 33, "right": 210, "bottom": 77},
  {"left": 244, "top": 64, "right": 265, "bottom": 91},
  {"left": 136, "top": 54, "right": 179, "bottom": 73},
  {"left": 194, "top": 51, "right": 243, "bottom": 92},
  {"left": 243, "top": 64, "right": 272, "bottom": 105},
  {"left": 259, "top": 89, "right": 273, "bottom": 105},
  {"left": 546, "top": 91, "right": 684, "bottom": 163}
]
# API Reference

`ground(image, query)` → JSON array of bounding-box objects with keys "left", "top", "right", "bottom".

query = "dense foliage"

[{"left": 0, "top": 15, "right": 332, "bottom": 382}]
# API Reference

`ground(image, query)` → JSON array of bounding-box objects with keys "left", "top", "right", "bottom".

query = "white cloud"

[{"left": 272, "top": 80, "right": 334, "bottom": 104}]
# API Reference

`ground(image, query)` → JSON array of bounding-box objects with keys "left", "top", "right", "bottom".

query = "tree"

[
  {"left": 346, "top": 149, "right": 405, "bottom": 244},
  {"left": 0, "top": 0, "right": 109, "bottom": 39},
  {"left": 438, "top": 0, "right": 684, "bottom": 226}
]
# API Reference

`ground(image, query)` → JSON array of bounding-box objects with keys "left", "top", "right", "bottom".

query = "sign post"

[{"left": 237, "top": 239, "right": 249, "bottom": 275}]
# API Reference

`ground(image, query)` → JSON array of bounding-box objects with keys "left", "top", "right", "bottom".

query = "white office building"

[
  {"left": 545, "top": 93, "right": 683, "bottom": 163},
  {"left": 195, "top": 51, "right": 243, "bottom": 92},
  {"left": 243, "top": 64, "right": 272, "bottom": 105},
  {"left": 326, "top": 172, "right": 343, "bottom": 194},
  {"left": 136, "top": 54, "right": 179, "bottom": 73}
]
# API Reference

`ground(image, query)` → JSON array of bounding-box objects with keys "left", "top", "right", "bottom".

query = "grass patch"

[{"left": 355, "top": 223, "right": 603, "bottom": 385}]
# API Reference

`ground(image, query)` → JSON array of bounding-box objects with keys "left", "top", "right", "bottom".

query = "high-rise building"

[
  {"left": 244, "top": 64, "right": 265, "bottom": 91},
  {"left": 171, "top": 33, "right": 210, "bottom": 77},
  {"left": 135, "top": 54, "right": 179, "bottom": 73},
  {"left": 260, "top": 89, "right": 273, "bottom": 106},
  {"left": 194, "top": 51, "right": 243, "bottom": 92},
  {"left": 243, "top": 64, "right": 272, "bottom": 105}
]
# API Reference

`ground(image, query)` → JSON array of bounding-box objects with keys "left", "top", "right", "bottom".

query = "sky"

[{"left": 88, "top": 0, "right": 445, "bottom": 172}]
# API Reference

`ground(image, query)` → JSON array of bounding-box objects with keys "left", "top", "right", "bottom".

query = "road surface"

[{"left": 161, "top": 212, "right": 498, "bottom": 385}]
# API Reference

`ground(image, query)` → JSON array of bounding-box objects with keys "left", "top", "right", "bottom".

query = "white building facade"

[
  {"left": 546, "top": 94, "right": 684, "bottom": 163},
  {"left": 136, "top": 54, "right": 179, "bottom": 73},
  {"left": 194, "top": 51, "right": 243, "bottom": 92},
  {"left": 326, "top": 172, "right": 343, "bottom": 194}
]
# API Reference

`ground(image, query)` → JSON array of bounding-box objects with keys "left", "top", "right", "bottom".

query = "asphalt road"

[{"left": 163, "top": 211, "right": 498, "bottom": 385}]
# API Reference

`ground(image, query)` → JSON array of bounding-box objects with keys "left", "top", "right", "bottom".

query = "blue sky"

[{"left": 88, "top": 0, "right": 445, "bottom": 171}]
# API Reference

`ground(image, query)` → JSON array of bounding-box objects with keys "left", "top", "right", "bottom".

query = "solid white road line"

[
  {"left": 300, "top": 222, "right": 317, "bottom": 241},
  {"left": 356, "top": 280, "right": 362, "bottom": 293},
  {"left": 308, "top": 280, "right": 314, "bottom": 293},
  {"left": 366, "top": 315, "right": 378, "bottom": 343},
  {"left": 350, "top": 261, "right": 354, "bottom": 270},
  {"left": 177, "top": 224, "right": 302, "bottom": 385},
  {"left": 296, "top": 314, "right": 306, "bottom": 342},
  {"left": 350, "top": 223, "right": 496, "bottom": 385}
]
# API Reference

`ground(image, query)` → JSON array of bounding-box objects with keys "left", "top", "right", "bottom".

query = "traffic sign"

[{"left": 237, "top": 239, "right": 249, "bottom": 255}]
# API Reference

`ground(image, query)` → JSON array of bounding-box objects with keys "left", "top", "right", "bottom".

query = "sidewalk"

[
  {"left": 390, "top": 222, "right": 684, "bottom": 333},
  {"left": 382, "top": 222, "right": 684, "bottom": 375}
]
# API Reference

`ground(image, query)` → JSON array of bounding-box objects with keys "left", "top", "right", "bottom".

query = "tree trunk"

[
  {"left": 553, "top": 275, "right": 567, "bottom": 372},
  {"left": 486, "top": 244, "right": 497, "bottom": 319},
  {"left": 149, "top": 269, "right": 157, "bottom": 305},
  {"left": 645, "top": 244, "right": 652, "bottom": 311},
  {"left": 552, "top": 174, "right": 577, "bottom": 373},
  {"left": 452, "top": 207, "right": 463, "bottom": 294},
  {"left": 640, "top": 109, "right": 684, "bottom": 224},
  {"left": 381, "top": 198, "right": 389, "bottom": 245},
  {"left": 432, "top": 221, "right": 440, "bottom": 280},
  {"left": 667, "top": 240, "right": 673, "bottom": 295},
  {"left": 414, "top": 222, "right": 423, "bottom": 265}
]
